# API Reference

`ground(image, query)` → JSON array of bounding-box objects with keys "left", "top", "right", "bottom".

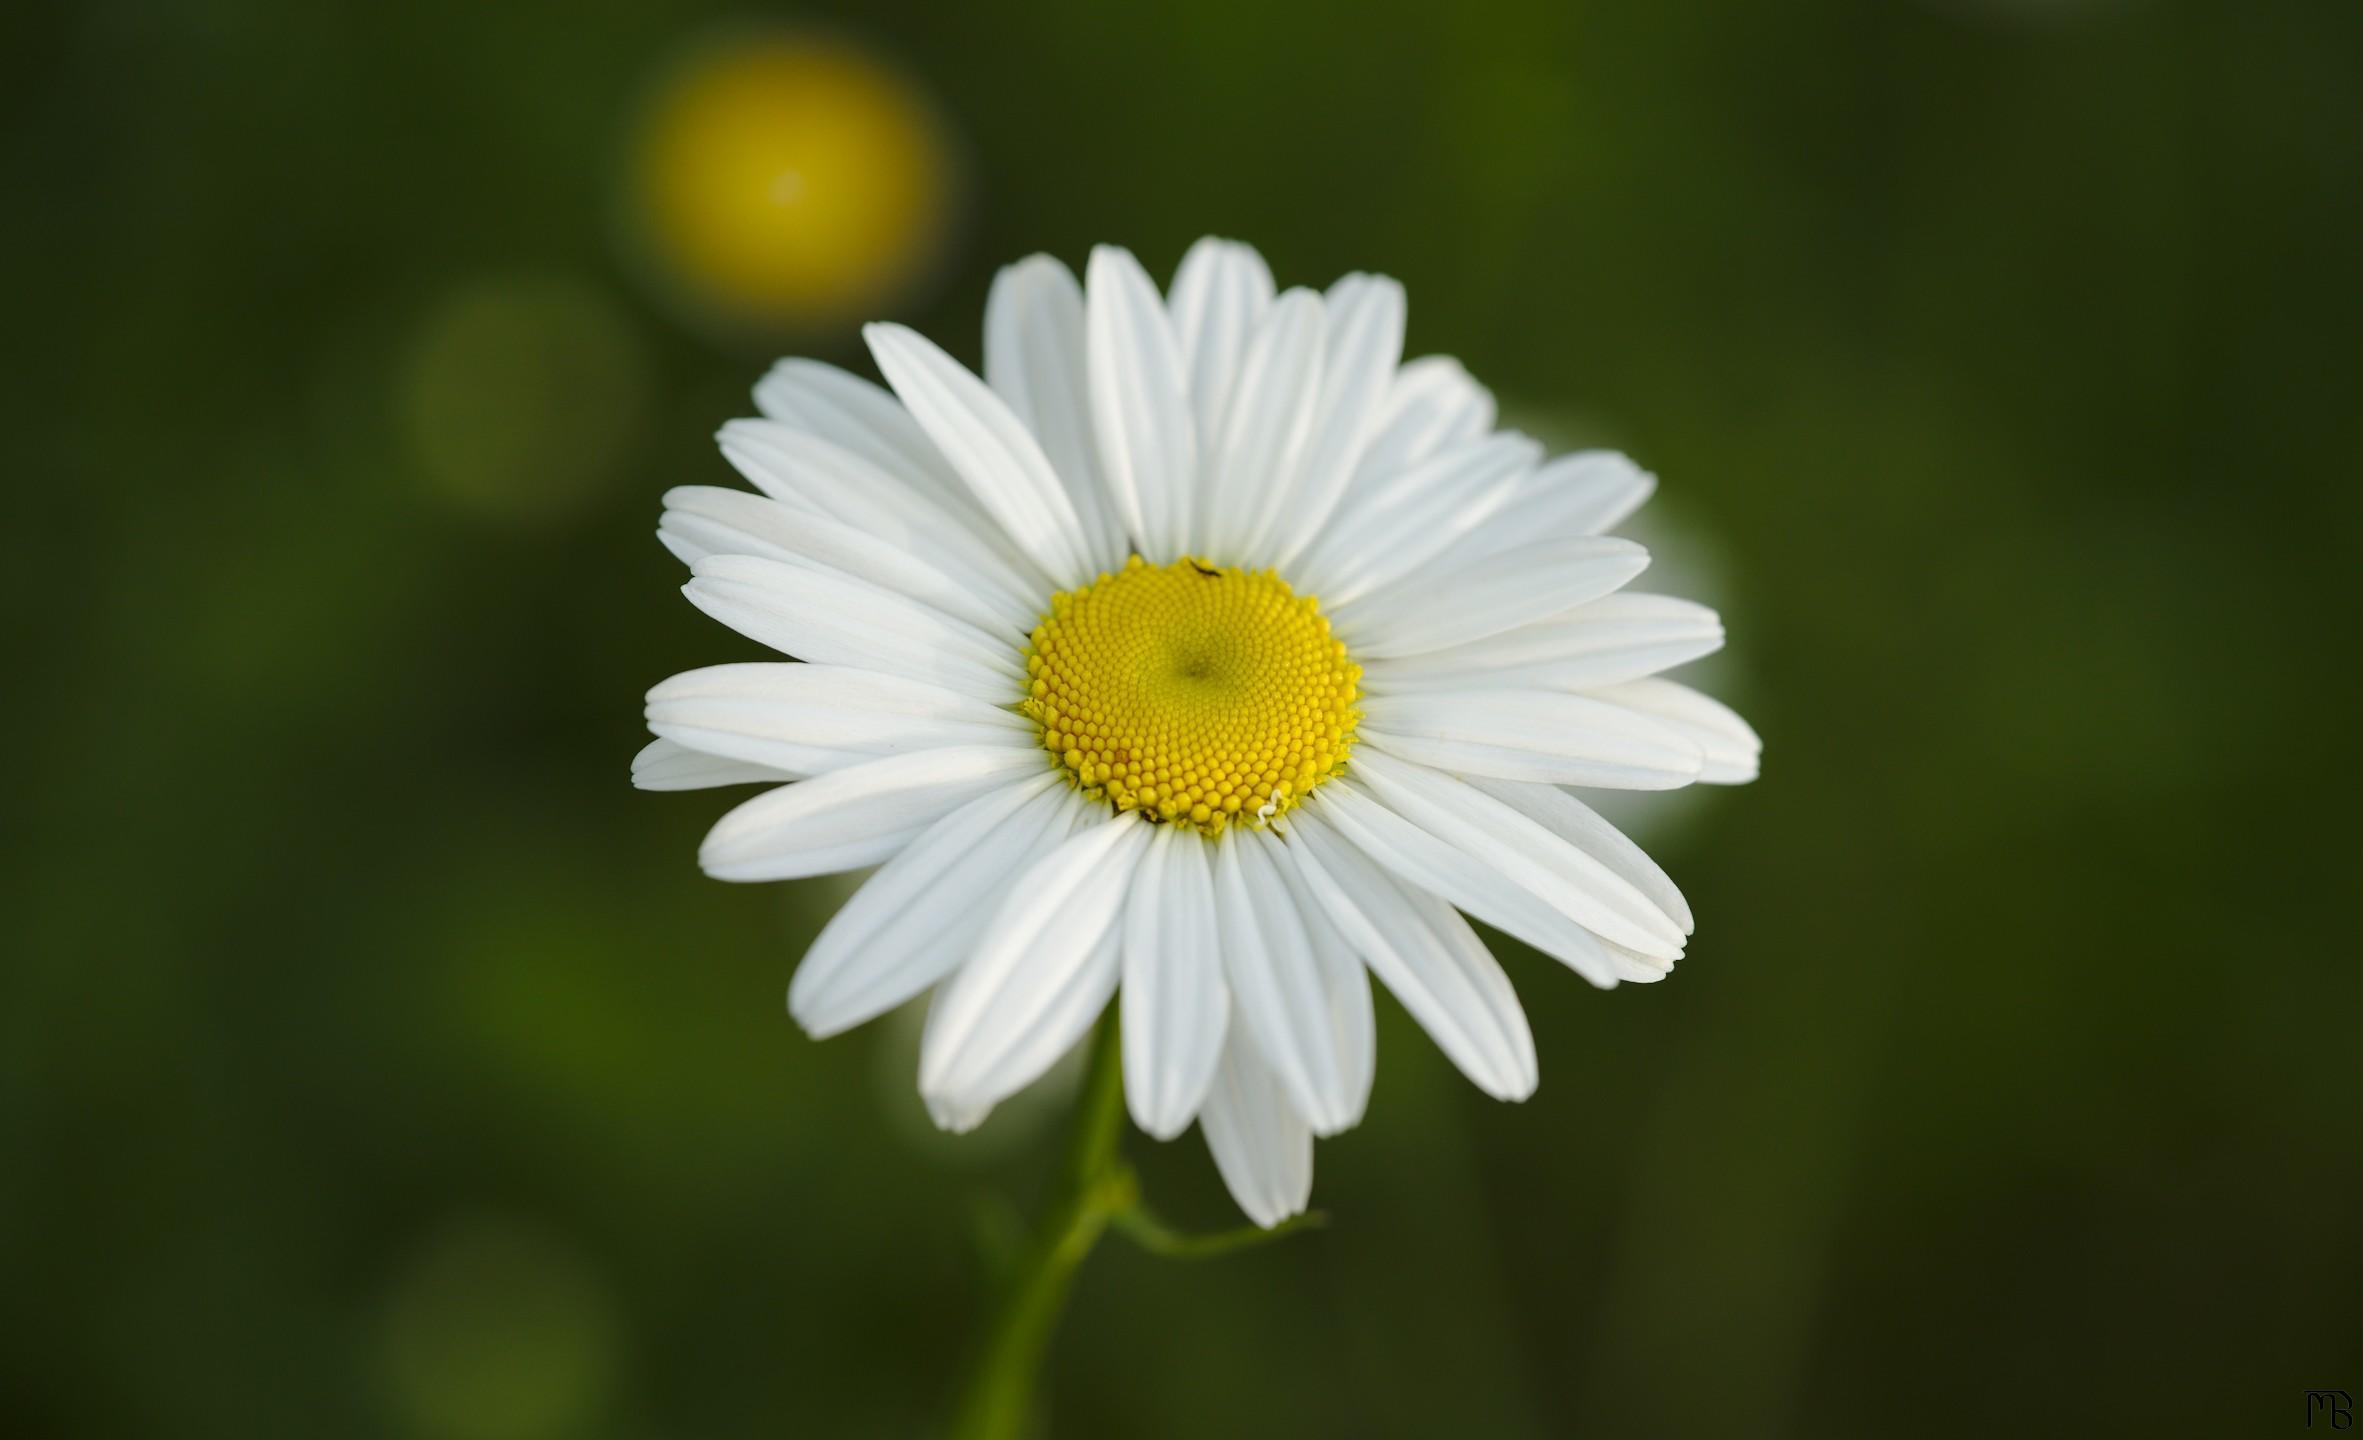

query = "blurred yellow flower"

[{"left": 628, "top": 32, "right": 957, "bottom": 331}]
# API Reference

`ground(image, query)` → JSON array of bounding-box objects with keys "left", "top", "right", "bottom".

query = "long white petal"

[
  {"left": 1261, "top": 273, "right": 1405, "bottom": 566},
  {"left": 1167, "top": 237, "right": 1276, "bottom": 449},
  {"left": 925, "top": 925, "right": 1121, "bottom": 1129},
  {"left": 1348, "top": 751, "right": 1688, "bottom": 957},
  {"left": 1591, "top": 679, "right": 1762, "bottom": 784},
  {"left": 646, "top": 662, "right": 1032, "bottom": 779},
  {"left": 1606, "top": 940, "right": 1677, "bottom": 984},
  {"left": 1286, "top": 811, "right": 1537, "bottom": 1100},
  {"left": 1205, "top": 288, "right": 1324, "bottom": 562},
  {"left": 1199, "top": 1021, "right": 1314, "bottom": 1228},
  {"left": 1510, "top": 450, "right": 1658, "bottom": 539},
  {"left": 1292, "top": 433, "right": 1538, "bottom": 607},
  {"left": 751, "top": 357, "right": 984, "bottom": 522},
  {"left": 1341, "top": 451, "right": 1657, "bottom": 605},
  {"left": 659, "top": 485, "right": 1028, "bottom": 635},
  {"left": 1333, "top": 536, "right": 1650, "bottom": 658},
  {"left": 1359, "top": 593, "right": 1724, "bottom": 694},
  {"left": 1312, "top": 780, "right": 1622, "bottom": 987},
  {"left": 1346, "top": 355, "right": 1496, "bottom": 489},
  {"left": 1120, "top": 825, "right": 1229, "bottom": 1139},
  {"left": 697, "top": 747, "right": 1047, "bottom": 882},
  {"left": 865, "top": 323, "right": 1094, "bottom": 587},
  {"left": 790, "top": 775, "right": 1074, "bottom": 1038},
  {"left": 718, "top": 419, "right": 1047, "bottom": 618},
  {"left": 683, "top": 554, "right": 1022, "bottom": 702},
  {"left": 630, "top": 737, "right": 797, "bottom": 790},
  {"left": 923, "top": 1084, "right": 997, "bottom": 1137},
  {"left": 1360, "top": 686, "right": 1705, "bottom": 790},
  {"left": 1214, "top": 831, "right": 1356, "bottom": 1136},
  {"left": 1085, "top": 245, "right": 1198, "bottom": 560},
  {"left": 983, "top": 255, "right": 1131, "bottom": 572},
  {"left": 1266, "top": 829, "right": 1376, "bottom": 1129},
  {"left": 920, "top": 813, "right": 1152, "bottom": 1114},
  {"left": 1460, "top": 777, "right": 1693, "bottom": 936}
]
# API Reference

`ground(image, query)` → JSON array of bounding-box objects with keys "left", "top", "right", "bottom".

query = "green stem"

[
  {"left": 947, "top": 1012, "right": 1131, "bottom": 1440},
  {"left": 1110, "top": 1203, "right": 1326, "bottom": 1260}
]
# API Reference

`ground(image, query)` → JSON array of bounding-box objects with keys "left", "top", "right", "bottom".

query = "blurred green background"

[{"left": 6, "top": 0, "right": 2358, "bottom": 1435}]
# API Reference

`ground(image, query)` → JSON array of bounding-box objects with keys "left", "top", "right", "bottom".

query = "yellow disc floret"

[{"left": 1020, "top": 556, "right": 1361, "bottom": 835}]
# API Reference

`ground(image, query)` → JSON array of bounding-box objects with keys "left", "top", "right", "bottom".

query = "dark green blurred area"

[{"left": 5, "top": 0, "right": 2358, "bottom": 1435}]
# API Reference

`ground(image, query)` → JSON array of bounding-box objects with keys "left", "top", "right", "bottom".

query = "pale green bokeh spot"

[
  {"left": 379, "top": 1218, "right": 621, "bottom": 1440},
  {"left": 402, "top": 275, "right": 649, "bottom": 524}
]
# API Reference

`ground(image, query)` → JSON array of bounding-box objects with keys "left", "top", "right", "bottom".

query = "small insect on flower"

[{"left": 635, "top": 239, "right": 1758, "bottom": 1225}]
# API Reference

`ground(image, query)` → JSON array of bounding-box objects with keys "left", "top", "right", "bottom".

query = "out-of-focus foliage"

[{"left": 3, "top": 0, "right": 2356, "bottom": 1436}]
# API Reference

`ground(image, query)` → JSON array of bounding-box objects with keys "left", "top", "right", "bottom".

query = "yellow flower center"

[{"left": 1020, "top": 556, "right": 1361, "bottom": 835}]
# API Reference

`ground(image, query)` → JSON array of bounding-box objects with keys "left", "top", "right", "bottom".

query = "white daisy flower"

[{"left": 637, "top": 238, "right": 1758, "bottom": 1227}]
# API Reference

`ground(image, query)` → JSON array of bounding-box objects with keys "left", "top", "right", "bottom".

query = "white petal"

[
  {"left": 790, "top": 775, "right": 1075, "bottom": 1038},
  {"left": 718, "top": 419, "right": 1047, "bottom": 618},
  {"left": 656, "top": 483, "right": 808, "bottom": 570},
  {"left": 697, "top": 747, "right": 1047, "bottom": 882},
  {"left": 1286, "top": 811, "right": 1537, "bottom": 1100},
  {"left": 1458, "top": 777, "right": 1694, "bottom": 936},
  {"left": 1348, "top": 355, "right": 1496, "bottom": 487},
  {"left": 630, "top": 737, "right": 797, "bottom": 790},
  {"left": 1312, "top": 780, "right": 1622, "bottom": 986},
  {"left": 1606, "top": 940, "right": 1676, "bottom": 984},
  {"left": 1345, "top": 752, "right": 1687, "bottom": 958},
  {"left": 1213, "top": 831, "right": 1356, "bottom": 1136},
  {"left": 1516, "top": 450, "right": 1658, "bottom": 538},
  {"left": 1292, "top": 433, "right": 1538, "bottom": 607},
  {"left": 1199, "top": 1021, "right": 1314, "bottom": 1228},
  {"left": 1261, "top": 273, "right": 1406, "bottom": 566},
  {"left": 920, "top": 813, "right": 1152, "bottom": 1114},
  {"left": 1349, "top": 452, "right": 1658, "bottom": 602},
  {"left": 1333, "top": 536, "right": 1650, "bottom": 659},
  {"left": 924, "top": 1085, "right": 997, "bottom": 1136},
  {"left": 1167, "top": 237, "right": 1276, "bottom": 448},
  {"left": 1204, "top": 288, "right": 1324, "bottom": 562},
  {"left": 1591, "top": 679, "right": 1761, "bottom": 784},
  {"left": 684, "top": 553, "right": 1022, "bottom": 702},
  {"left": 1266, "top": 830, "right": 1376, "bottom": 1129},
  {"left": 1120, "top": 825, "right": 1229, "bottom": 1139},
  {"left": 1085, "top": 245, "right": 1199, "bottom": 560},
  {"left": 1360, "top": 686, "right": 1705, "bottom": 790},
  {"left": 865, "top": 323, "right": 1095, "bottom": 587},
  {"left": 660, "top": 485, "right": 1028, "bottom": 635},
  {"left": 923, "top": 926, "right": 1119, "bottom": 1130},
  {"left": 1359, "top": 593, "right": 1724, "bottom": 694},
  {"left": 983, "top": 255, "right": 1131, "bottom": 572},
  {"left": 751, "top": 358, "right": 984, "bottom": 522},
  {"left": 646, "top": 662, "right": 1032, "bottom": 779}
]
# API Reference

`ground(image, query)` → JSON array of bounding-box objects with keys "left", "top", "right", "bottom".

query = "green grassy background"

[{"left": 5, "top": 0, "right": 2358, "bottom": 1435}]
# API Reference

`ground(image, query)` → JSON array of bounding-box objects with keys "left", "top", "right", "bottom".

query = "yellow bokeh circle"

[{"left": 628, "top": 31, "right": 957, "bottom": 330}]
